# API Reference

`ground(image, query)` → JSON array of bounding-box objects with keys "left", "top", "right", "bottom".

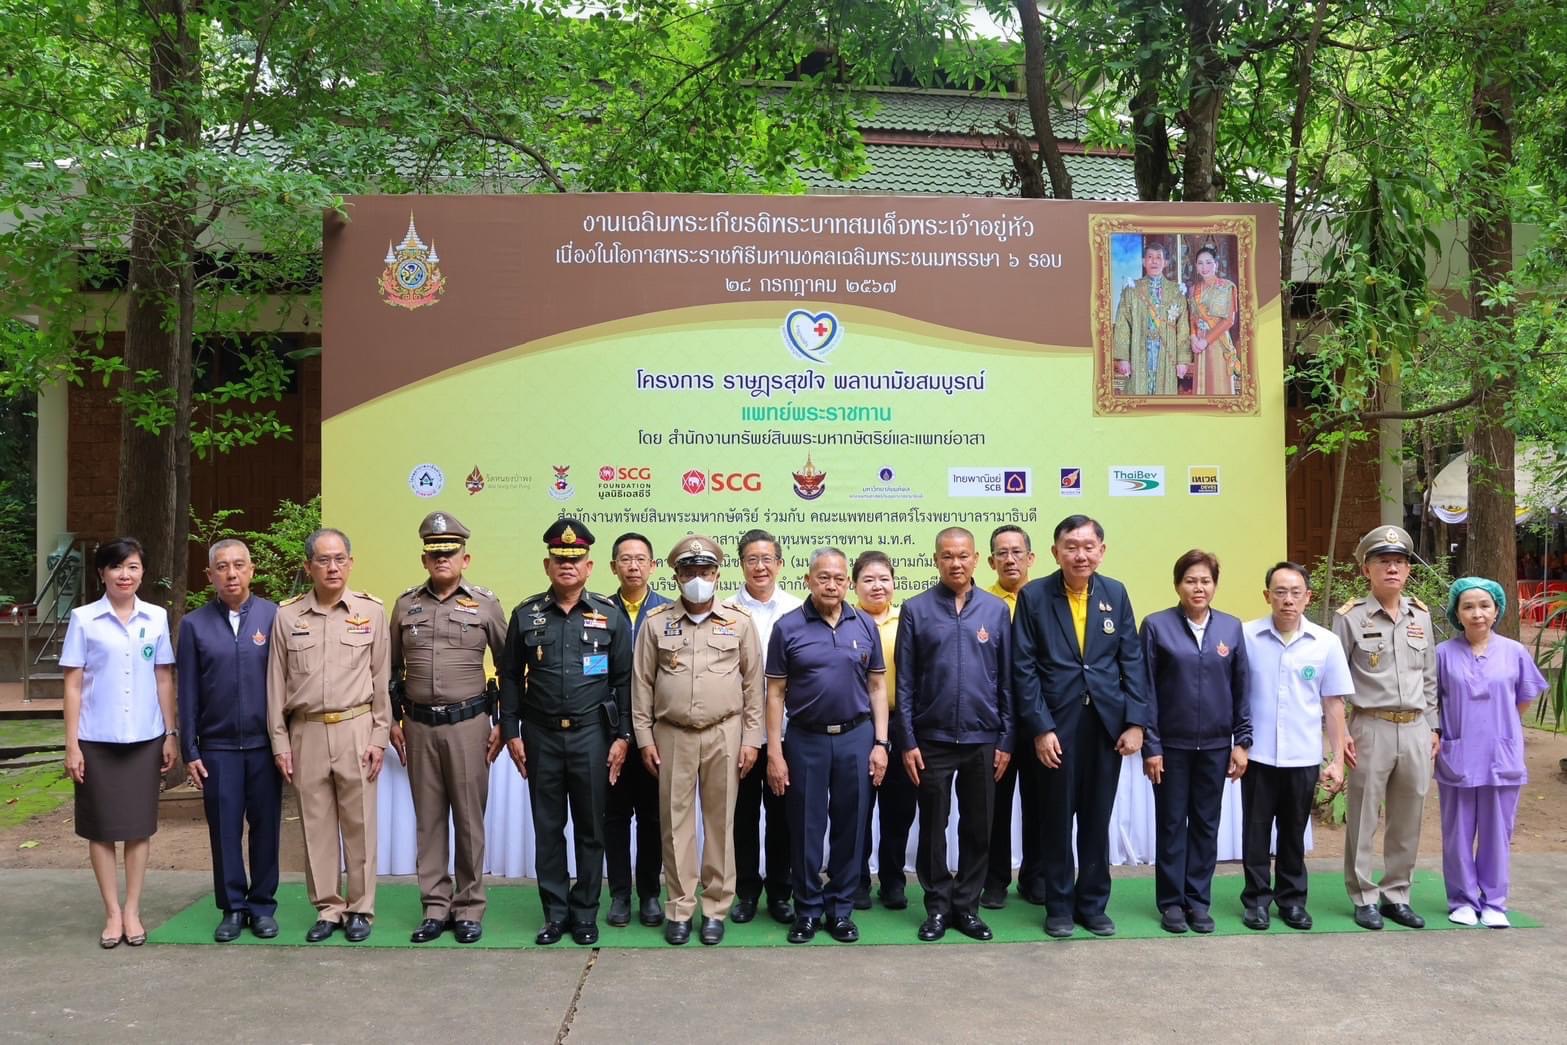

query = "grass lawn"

[
  {"left": 1, "top": 762, "right": 71, "bottom": 830},
  {"left": 0, "top": 719, "right": 65, "bottom": 750}
]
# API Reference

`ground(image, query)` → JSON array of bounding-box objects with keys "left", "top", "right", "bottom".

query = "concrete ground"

[{"left": 3, "top": 855, "right": 1562, "bottom": 1045}]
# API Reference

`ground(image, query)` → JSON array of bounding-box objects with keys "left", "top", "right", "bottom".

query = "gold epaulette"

[
  {"left": 1410, "top": 596, "right": 1428, "bottom": 612},
  {"left": 1335, "top": 599, "right": 1357, "bottom": 616},
  {"left": 354, "top": 591, "right": 383, "bottom": 604},
  {"left": 644, "top": 602, "right": 676, "bottom": 618},
  {"left": 279, "top": 593, "right": 306, "bottom": 607}
]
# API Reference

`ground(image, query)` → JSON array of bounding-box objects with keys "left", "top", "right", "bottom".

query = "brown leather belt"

[
  {"left": 1350, "top": 706, "right": 1422, "bottom": 725},
  {"left": 303, "top": 703, "right": 372, "bottom": 725}
]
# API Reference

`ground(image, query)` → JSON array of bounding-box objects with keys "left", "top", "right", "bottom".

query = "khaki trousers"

[
  {"left": 407, "top": 714, "right": 491, "bottom": 922},
  {"left": 289, "top": 713, "right": 378, "bottom": 921},
  {"left": 655, "top": 715, "right": 741, "bottom": 923},
  {"left": 1344, "top": 713, "right": 1432, "bottom": 906}
]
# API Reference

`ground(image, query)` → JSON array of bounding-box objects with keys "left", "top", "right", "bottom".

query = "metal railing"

[{"left": 5, "top": 538, "right": 88, "bottom": 704}]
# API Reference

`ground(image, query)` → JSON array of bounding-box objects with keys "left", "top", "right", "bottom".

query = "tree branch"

[{"left": 454, "top": 111, "right": 569, "bottom": 193}]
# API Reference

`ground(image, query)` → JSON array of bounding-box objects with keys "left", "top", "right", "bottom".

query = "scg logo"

[
  {"left": 683, "top": 470, "right": 762, "bottom": 494},
  {"left": 599, "top": 465, "right": 652, "bottom": 481}
]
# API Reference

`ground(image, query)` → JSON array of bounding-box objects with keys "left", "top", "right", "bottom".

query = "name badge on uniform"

[
  {"left": 292, "top": 628, "right": 311, "bottom": 636},
  {"left": 584, "top": 613, "right": 608, "bottom": 630},
  {"left": 664, "top": 621, "right": 683, "bottom": 636},
  {"left": 583, "top": 653, "right": 609, "bottom": 676},
  {"left": 406, "top": 604, "right": 423, "bottom": 615}
]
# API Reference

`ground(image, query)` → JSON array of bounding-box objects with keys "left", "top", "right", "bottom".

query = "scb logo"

[
  {"left": 682, "top": 469, "right": 762, "bottom": 494},
  {"left": 599, "top": 465, "right": 652, "bottom": 481}
]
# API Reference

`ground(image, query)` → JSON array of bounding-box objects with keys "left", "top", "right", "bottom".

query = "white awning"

[{"left": 1428, "top": 448, "right": 1561, "bottom": 524}]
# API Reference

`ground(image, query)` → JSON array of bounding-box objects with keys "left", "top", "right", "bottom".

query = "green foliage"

[
  {"left": 0, "top": 387, "right": 35, "bottom": 602},
  {"left": 0, "top": 763, "right": 72, "bottom": 830},
  {"left": 187, "top": 496, "right": 321, "bottom": 609},
  {"left": 1306, "top": 553, "right": 1458, "bottom": 641},
  {"left": 1524, "top": 592, "right": 1567, "bottom": 730}
]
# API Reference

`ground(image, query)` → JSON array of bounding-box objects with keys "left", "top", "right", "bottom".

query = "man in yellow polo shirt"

[{"left": 982, "top": 525, "right": 1041, "bottom": 909}]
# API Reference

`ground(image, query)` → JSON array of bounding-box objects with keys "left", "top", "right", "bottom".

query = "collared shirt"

[
  {"left": 390, "top": 577, "right": 506, "bottom": 705},
  {"left": 59, "top": 596, "right": 174, "bottom": 744},
  {"left": 726, "top": 585, "right": 803, "bottom": 740},
  {"left": 497, "top": 588, "right": 632, "bottom": 741},
  {"left": 985, "top": 581, "right": 1020, "bottom": 619},
  {"left": 228, "top": 608, "right": 241, "bottom": 635},
  {"left": 632, "top": 600, "right": 764, "bottom": 748},
  {"left": 621, "top": 593, "right": 645, "bottom": 627},
  {"left": 855, "top": 604, "right": 899, "bottom": 707},
  {"left": 266, "top": 589, "right": 392, "bottom": 755},
  {"left": 176, "top": 595, "right": 277, "bottom": 761},
  {"left": 1242, "top": 616, "right": 1353, "bottom": 768},
  {"left": 1186, "top": 612, "right": 1209, "bottom": 650},
  {"left": 893, "top": 584, "right": 1012, "bottom": 752},
  {"left": 1067, "top": 585, "right": 1089, "bottom": 652},
  {"left": 766, "top": 598, "right": 884, "bottom": 725},
  {"left": 1331, "top": 594, "right": 1439, "bottom": 728}
]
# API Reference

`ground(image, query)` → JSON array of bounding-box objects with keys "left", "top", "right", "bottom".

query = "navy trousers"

[
  {"left": 1152, "top": 746, "right": 1228, "bottom": 913},
  {"left": 200, "top": 747, "right": 283, "bottom": 916},
  {"left": 1035, "top": 701, "right": 1121, "bottom": 920},
  {"left": 986, "top": 754, "right": 1044, "bottom": 897},
  {"left": 784, "top": 721, "right": 872, "bottom": 919},
  {"left": 605, "top": 749, "right": 662, "bottom": 903},
  {"left": 859, "top": 741, "right": 918, "bottom": 896},
  {"left": 735, "top": 745, "right": 793, "bottom": 904}
]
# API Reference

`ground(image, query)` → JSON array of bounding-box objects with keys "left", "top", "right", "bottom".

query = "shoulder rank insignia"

[
  {"left": 1410, "top": 597, "right": 1428, "bottom": 612},
  {"left": 401, "top": 583, "right": 422, "bottom": 597},
  {"left": 279, "top": 593, "right": 306, "bottom": 607},
  {"left": 725, "top": 603, "right": 752, "bottom": 619},
  {"left": 645, "top": 603, "right": 675, "bottom": 618},
  {"left": 470, "top": 584, "right": 495, "bottom": 600},
  {"left": 1336, "top": 599, "right": 1357, "bottom": 616},
  {"left": 354, "top": 591, "right": 383, "bottom": 604}
]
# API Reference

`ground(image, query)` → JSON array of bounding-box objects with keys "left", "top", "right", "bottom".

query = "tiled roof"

[
  {"left": 849, "top": 86, "right": 1086, "bottom": 141},
  {"left": 805, "top": 144, "right": 1136, "bottom": 200}
]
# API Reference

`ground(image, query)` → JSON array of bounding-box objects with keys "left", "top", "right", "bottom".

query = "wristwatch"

[{"left": 873, "top": 739, "right": 891, "bottom": 751}]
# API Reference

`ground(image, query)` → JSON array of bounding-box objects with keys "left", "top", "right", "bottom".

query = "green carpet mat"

[{"left": 148, "top": 870, "right": 1538, "bottom": 948}]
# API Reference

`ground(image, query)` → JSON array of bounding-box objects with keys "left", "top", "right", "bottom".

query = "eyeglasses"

[
  {"left": 742, "top": 556, "right": 778, "bottom": 567},
  {"left": 615, "top": 556, "right": 651, "bottom": 566},
  {"left": 311, "top": 555, "right": 349, "bottom": 567},
  {"left": 1268, "top": 588, "right": 1307, "bottom": 600}
]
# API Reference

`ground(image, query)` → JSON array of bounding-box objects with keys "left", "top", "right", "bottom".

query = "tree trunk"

[
  {"left": 1378, "top": 355, "right": 1404, "bottom": 525},
  {"left": 1130, "top": 16, "right": 1173, "bottom": 201},
  {"left": 1012, "top": 0, "right": 1072, "bottom": 199},
  {"left": 1180, "top": 0, "right": 1231, "bottom": 202},
  {"left": 117, "top": 1, "right": 199, "bottom": 621},
  {"left": 1465, "top": 13, "right": 1518, "bottom": 637}
]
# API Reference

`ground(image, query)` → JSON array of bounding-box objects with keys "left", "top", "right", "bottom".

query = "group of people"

[
  {"left": 1113, "top": 240, "right": 1241, "bottom": 397},
  {"left": 60, "top": 511, "right": 1542, "bottom": 950}
]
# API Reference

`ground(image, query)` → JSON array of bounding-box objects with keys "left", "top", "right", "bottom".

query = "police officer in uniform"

[
  {"left": 633, "top": 535, "right": 764, "bottom": 946},
  {"left": 267, "top": 527, "right": 391, "bottom": 943},
  {"left": 1333, "top": 525, "right": 1439, "bottom": 930},
  {"left": 499, "top": 518, "right": 633, "bottom": 946},
  {"left": 389, "top": 512, "right": 507, "bottom": 944}
]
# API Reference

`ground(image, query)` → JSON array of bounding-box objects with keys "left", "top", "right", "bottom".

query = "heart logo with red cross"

[{"left": 781, "top": 309, "right": 842, "bottom": 364}]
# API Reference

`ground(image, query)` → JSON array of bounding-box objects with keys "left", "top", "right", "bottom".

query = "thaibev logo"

[{"left": 1108, "top": 466, "right": 1165, "bottom": 497}]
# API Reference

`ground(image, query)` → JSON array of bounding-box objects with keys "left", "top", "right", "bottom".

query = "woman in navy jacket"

[{"left": 1140, "top": 549, "right": 1251, "bottom": 934}]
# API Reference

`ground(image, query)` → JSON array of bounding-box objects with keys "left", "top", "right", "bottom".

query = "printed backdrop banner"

[{"left": 323, "top": 194, "right": 1283, "bottom": 618}]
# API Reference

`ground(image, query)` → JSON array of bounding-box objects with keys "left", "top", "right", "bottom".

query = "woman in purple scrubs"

[{"left": 1435, "top": 577, "right": 1547, "bottom": 928}]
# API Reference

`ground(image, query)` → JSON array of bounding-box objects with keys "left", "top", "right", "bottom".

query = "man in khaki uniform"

[
  {"left": 389, "top": 511, "right": 507, "bottom": 944},
  {"left": 267, "top": 527, "right": 391, "bottom": 942},
  {"left": 1332, "top": 525, "right": 1439, "bottom": 931},
  {"left": 633, "top": 535, "right": 763, "bottom": 946}
]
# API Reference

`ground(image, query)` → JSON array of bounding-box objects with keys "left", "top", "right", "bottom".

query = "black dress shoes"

[
  {"left": 453, "top": 920, "right": 483, "bottom": 944},
  {"left": 978, "top": 888, "right": 1006, "bottom": 911},
  {"left": 852, "top": 889, "right": 873, "bottom": 911},
  {"left": 1279, "top": 906, "right": 1313, "bottom": 931},
  {"left": 767, "top": 898, "right": 795, "bottom": 925},
  {"left": 1075, "top": 912, "right": 1115, "bottom": 937},
  {"left": 305, "top": 919, "right": 339, "bottom": 943},
  {"left": 536, "top": 921, "right": 565, "bottom": 945},
  {"left": 917, "top": 914, "right": 947, "bottom": 941},
  {"left": 1353, "top": 905, "right": 1384, "bottom": 931},
  {"left": 786, "top": 916, "right": 820, "bottom": 944},
  {"left": 730, "top": 897, "right": 758, "bottom": 924},
  {"left": 664, "top": 919, "right": 691, "bottom": 945},
  {"left": 699, "top": 917, "right": 725, "bottom": 945},
  {"left": 639, "top": 896, "right": 665, "bottom": 927},
  {"left": 571, "top": 922, "right": 599, "bottom": 946},
  {"left": 250, "top": 913, "right": 279, "bottom": 939},
  {"left": 214, "top": 911, "right": 247, "bottom": 943},
  {"left": 1160, "top": 907, "right": 1189, "bottom": 934},
  {"left": 879, "top": 886, "right": 908, "bottom": 911},
  {"left": 607, "top": 894, "right": 632, "bottom": 927},
  {"left": 343, "top": 913, "right": 372, "bottom": 942},
  {"left": 1043, "top": 915, "right": 1075, "bottom": 938},
  {"left": 827, "top": 916, "right": 860, "bottom": 943},
  {"left": 1379, "top": 902, "right": 1425, "bottom": 929},
  {"left": 953, "top": 913, "right": 993, "bottom": 941},
  {"left": 1019, "top": 888, "right": 1049, "bottom": 906},
  {"left": 1242, "top": 906, "right": 1270, "bottom": 931},
  {"left": 1186, "top": 908, "right": 1215, "bottom": 934},
  {"left": 410, "top": 918, "right": 448, "bottom": 944}
]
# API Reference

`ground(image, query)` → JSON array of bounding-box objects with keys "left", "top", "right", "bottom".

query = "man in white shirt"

[
  {"left": 724, "top": 528, "right": 803, "bottom": 924},
  {"left": 1239, "top": 561, "right": 1352, "bottom": 932}
]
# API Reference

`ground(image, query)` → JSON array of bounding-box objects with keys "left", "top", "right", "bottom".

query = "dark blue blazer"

[
  {"left": 610, "top": 588, "right": 672, "bottom": 640},
  {"left": 175, "top": 595, "right": 278, "bottom": 762},
  {"left": 1139, "top": 606, "right": 1251, "bottom": 755},
  {"left": 1012, "top": 571, "right": 1150, "bottom": 739}
]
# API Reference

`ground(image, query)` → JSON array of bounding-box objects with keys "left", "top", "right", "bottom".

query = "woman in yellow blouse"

[{"left": 852, "top": 551, "right": 916, "bottom": 910}]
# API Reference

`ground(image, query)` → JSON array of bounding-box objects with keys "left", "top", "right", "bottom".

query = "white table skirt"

[{"left": 375, "top": 750, "right": 1310, "bottom": 877}]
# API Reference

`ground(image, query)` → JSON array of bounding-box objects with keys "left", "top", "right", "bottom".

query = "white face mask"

[{"left": 681, "top": 576, "right": 716, "bottom": 603}]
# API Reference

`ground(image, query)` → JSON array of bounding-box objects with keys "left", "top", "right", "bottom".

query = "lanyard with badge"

[{"left": 583, "top": 610, "right": 609, "bottom": 676}]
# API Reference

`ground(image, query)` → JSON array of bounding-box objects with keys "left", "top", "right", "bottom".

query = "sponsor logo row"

[{"left": 408, "top": 462, "right": 1222, "bottom": 500}]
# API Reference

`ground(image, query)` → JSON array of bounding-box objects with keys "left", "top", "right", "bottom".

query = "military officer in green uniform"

[
  {"left": 389, "top": 511, "right": 507, "bottom": 945},
  {"left": 1332, "top": 525, "right": 1439, "bottom": 931},
  {"left": 499, "top": 518, "right": 633, "bottom": 946}
]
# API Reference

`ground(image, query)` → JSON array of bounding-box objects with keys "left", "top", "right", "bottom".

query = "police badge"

[{"left": 378, "top": 214, "right": 446, "bottom": 310}]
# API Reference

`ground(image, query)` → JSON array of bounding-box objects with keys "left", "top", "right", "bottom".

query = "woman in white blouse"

[{"left": 60, "top": 537, "right": 177, "bottom": 948}]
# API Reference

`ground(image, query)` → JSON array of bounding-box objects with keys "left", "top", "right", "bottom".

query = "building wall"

[{"left": 1284, "top": 408, "right": 1384, "bottom": 567}]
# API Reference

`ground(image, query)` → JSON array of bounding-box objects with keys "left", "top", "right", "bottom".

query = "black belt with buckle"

[
  {"left": 789, "top": 712, "right": 870, "bottom": 736},
  {"left": 406, "top": 694, "right": 488, "bottom": 727},
  {"left": 523, "top": 708, "right": 597, "bottom": 731}
]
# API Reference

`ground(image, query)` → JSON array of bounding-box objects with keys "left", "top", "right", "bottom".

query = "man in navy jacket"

[
  {"left": 1013, "top": 515, "right": 1150, "bottom": 938},
  {"left": 895, "top": 527, "right": 1013, "bottom": 942},
  {"left": 176, "top": 539, "right": 281, "bottom": 942}
]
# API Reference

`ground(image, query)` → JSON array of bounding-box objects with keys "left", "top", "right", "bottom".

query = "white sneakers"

[
  {"left": 1448, "top": 906, "right": 1479, "bottom": 926},
  {"left": 1479, "top": 907, "right": 1511, "bottom": 928}
]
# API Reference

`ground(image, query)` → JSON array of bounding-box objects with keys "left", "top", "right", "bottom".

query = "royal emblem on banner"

[
  {"left": 378, "top": 214, "right": 446, "bottom": 310},
  {"left": 792, "top": 454, "right": 827, "bottom": 500}
]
